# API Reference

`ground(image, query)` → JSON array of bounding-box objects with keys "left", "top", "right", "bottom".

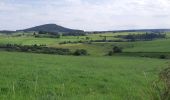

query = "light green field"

[
  {"left": 1, "top": 32, "right": 170, "bottom": 56},
  {"left": 0, "top": 51, "right": 168, "bottom": 100},
  {"left": 49, "top": 43, "right": 112, "bottom": 56},
  {"left": 0, "top": 36, "right": 81, "bottom": 45},
  {"left": 114, "top": 39, "right": 170, "bottom": 52},
  {"left": 0, "top": 32, "right": 141, "bottom": 45},
  {"left": 49, "top": 39, "right": 170, "bottom": 56}
]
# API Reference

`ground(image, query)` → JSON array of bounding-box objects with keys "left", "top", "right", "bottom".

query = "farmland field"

[
  {"left": 0, "top": 32, "right": 170, "bottom": 100},
  {"left": 0, "top": 51, "right": 168, "bottom": 100},
  {"left": 0, "top": 32, "right": 170, "bottom": 56}
]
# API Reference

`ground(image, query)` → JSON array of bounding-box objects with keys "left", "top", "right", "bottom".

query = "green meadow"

[
  {"left": 0, "top": 51, "right": 168, "bottom": 100},
  {"left": 1, "top": 32, "right": 170, "bottom": 56},
  {"left": 0, "top": 32, "right": 169, "bottom": 100}
]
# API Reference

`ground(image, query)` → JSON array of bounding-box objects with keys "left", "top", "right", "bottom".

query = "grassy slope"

[
  {"left": 50, "top": 43, "right": 112, "bottom": 56},
  {"left": 0, "top": 51, "right": 168, "bottom": 100},
  {"left": 49, "top": 33, "right": 170, "bottom": 55},
  {"left": 1, "top": 33, "right": 170, "bottom": 56},
  {"left": 0, "top": 36, "right": 84, "bottom": 45},
  {"left": 50, "top": 38, "right": 170, "bottom": 56},
  {"left": 119, "top": 39, "right": 170, "bottom": 52},
  {"left": 0, "top": 32, "right": 141, "bottom": 45}
]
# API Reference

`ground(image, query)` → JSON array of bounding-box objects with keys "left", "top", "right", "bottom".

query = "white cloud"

[{"left": 0, "top": 0, "right": 170, "bottom": 31}]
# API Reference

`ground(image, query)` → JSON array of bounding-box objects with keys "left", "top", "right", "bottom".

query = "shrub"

[
  {"left": 159, "top": 55, "right": 166, "bottom": 59},
  {"left": 73, "top": 49, "right": 88, "bottom": 56},
  {"left": 108, "top": 51, "right": 113, "bottom": 56},
  {"left": 113, "top": 46, "right": 122, "bottom": 53},
  {"left": 159, "top": 67, "right": 170, "bottom": 100},
  {"left": 0, "top": 44, "right": 71, "bottom": 55}
]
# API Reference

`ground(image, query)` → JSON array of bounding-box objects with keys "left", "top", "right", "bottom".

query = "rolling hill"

[
  {"left": 17, "top": 24, "right": 84, "bottom": 33},
  {"left": 1, "top": 24, "right": 170, "bottom": 34}
]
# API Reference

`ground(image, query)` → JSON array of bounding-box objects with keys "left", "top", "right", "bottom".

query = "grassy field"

[
  {"left": 0, "top": 32, "right": 143, "bottom": 45},
  {"left": 0, "top": 32, "right": 169, "bottom": 100},
  {"left": 0, "top": 51, "right": 168, "bottom": 100},
  {"left": 1, "top": 33, "right": 170, "bottom": 56}
]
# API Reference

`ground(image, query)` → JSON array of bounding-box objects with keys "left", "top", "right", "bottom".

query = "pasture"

[
  {"left": 0, "top": 32, "right": 169, "bottom": 100},
  {"left": 0, "top": 51, "right": 168, "bottom": 100},
  {"left": 0, "top": 32, "right": 170, "bottom": 56}
]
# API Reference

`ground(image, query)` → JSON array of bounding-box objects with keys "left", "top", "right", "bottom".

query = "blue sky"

[{"left": 0, "top": 0, "right": 170, "bottom": 31}]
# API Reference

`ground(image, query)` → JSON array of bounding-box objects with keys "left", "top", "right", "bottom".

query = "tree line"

[
  {"left": 0, "top": 44, "right": 88, "bottom": 56},
  {"left": 34, "top": 31, "right": 86, "bottom": 38},
  {"left": 115, "top": 33, "right": 166, "bottom": 41}
]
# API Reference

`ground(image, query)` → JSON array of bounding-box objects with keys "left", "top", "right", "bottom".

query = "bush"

[
  {"left": 148, "top": 67, "right": 170, "bottom": 100},
  {"left": 73, "top": 49, "right": 88, "bottom": 56},
  {"left": 159, "top": 55, "right": 166, "bottom": 59},
  {"left": 0, "top": 44, "right": 71, "bottom": 55},
  {"left": 113, "top": 46, "right": 122, "bottom": 53},
  {"left": 59, "top": 40, "right": 85, "bottom": 44},
  {"left": 108, "top": 51, "right": 113, "bottom": 56}
]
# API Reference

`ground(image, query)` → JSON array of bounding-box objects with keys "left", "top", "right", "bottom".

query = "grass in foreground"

[{"left": 0, "top": 51, "right": 168, "bottom": 100}]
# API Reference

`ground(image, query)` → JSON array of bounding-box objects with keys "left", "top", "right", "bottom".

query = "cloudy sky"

[{"left": 0, "top": 0, "right": 170, "bottom": 31}]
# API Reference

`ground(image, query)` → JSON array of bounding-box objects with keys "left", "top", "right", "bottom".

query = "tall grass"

[
  {"left": 159, "top": 67, "right": 170, "bottom": 100},
  {"left": 143, "top": 67, "right": 170, "bottom": 100}
]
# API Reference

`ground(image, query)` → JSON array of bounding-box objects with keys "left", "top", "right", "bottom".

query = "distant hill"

[
  {"left": 17, "top": 24, "right": 84, "bottom": 33},
  {"left": 1, "top": 24, "right": 170, "bottom": 34},
  {"left": 0, "top": 30, "right": 16, "bottom": 34},
  {"left": 89, "top": 29, "right": 170, "bottom": 33},
  {"left": 113, "top": 29, "right": 170, "bottom": 33}
]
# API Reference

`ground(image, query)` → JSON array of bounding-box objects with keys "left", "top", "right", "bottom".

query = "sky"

[{"left": 0, "top": 0, "right": 170, "bottom": 31}]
